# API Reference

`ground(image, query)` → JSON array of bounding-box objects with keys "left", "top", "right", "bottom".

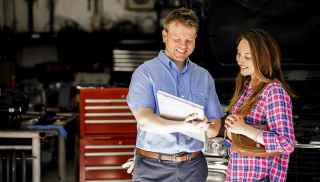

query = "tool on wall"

[
  {"left": 47, "top": 0, "right": 55, "bottom": 34},
  {"left": 2, "top": 0, "right": 9, "bottom": 27},
  {"left": 88, "top": 0, "right": 103, "bottom": 31},
  {"left": 2, "top": 0, "right": 17, "bottom": 30},
  {"left": 25, "top": 0, "right": 36, "bottom": 33}
]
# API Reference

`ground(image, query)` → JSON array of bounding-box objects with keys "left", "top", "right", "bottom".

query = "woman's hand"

[
  {"left": 224, "top": 114, "right": 265, "bottom": 145},
  {"left": 224, "top": 114, "right": 247, "bottom": 135}
]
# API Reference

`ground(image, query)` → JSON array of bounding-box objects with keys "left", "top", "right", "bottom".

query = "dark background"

[{"left": 1, "top": 0, "right": 320, "bottom": 181}]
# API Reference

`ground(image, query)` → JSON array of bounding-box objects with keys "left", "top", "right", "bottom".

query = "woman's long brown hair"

[{"left": 226, "top": 29, "right": 297, "bottom": 115}]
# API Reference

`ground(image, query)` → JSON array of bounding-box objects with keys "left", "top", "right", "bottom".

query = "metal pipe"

[
  {"left": 0, "top": 131, "right": 41, "bottom": 182},
  {"left": 48, "top": 0, "right": 54, "bottom": 33},
  {"left": 22, "top": 153, "right": 27, "bottom": 182},
  {"left": 32, "top": 134, "right": 41, "bottom": 182},
  {"left": 6, "top": 153, "right": 10, "bottom": 182},
  {"left": 0, "top": 155, "right": 3, "bottom": 182},
  {"left": 12, "top": 151, "right": 16, "bottom": 182},
  {"left": 25, "top": 0, "right": 34, "bottom": 33},
  {"left": 12, "top": 0, "right": 17, "bottom": 30},
  {"left": 3, "top": 0, "right": 8, "bottom": 26},
  {"left": 59, "top": 135, "right": 66, "bottom": 182}
]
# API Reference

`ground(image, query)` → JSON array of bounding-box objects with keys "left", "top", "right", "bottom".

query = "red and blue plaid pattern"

[{"left": 225, "top": 81, "right": 295, "bottom": 182}]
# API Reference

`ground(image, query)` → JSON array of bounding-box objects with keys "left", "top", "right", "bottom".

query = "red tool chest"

[{"left": 78, "top": 88, "right": 136, "bottom": 182}]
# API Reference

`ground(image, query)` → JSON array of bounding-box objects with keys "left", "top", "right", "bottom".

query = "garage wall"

[
  {"left": 1, "top": 0, "right": 16, "bottom": 29},
  {"left": 1, "top": 0, "right": 157, "bottom": 33},
  {"left": 0, "top": 1, "right": 3, "bottom": 27}
]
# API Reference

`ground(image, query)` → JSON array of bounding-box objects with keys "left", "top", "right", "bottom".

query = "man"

[{"left": 127, "top": 7, "right": 224, "bottom": 182}]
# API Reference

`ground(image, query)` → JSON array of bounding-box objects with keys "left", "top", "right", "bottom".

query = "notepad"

[{"left": 156, "top": 90, "right": 204, "bottom": 121}]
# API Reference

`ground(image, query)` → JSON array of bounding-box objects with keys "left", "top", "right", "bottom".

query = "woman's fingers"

[
  {"left": 225, "top": 114, "right": 240, "bottom": 132},
  {"left": 225, "top": 116, "right": 235, "bottom": 126}
]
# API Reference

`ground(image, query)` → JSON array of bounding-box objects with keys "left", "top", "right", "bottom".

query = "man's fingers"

[
  {"left": 127, "top": 163, "right": 134, "bottom": 174},
  {"left": 122, "top": 160, "right": 133, "bottom": 169},
  {"left": 196, "top": 121, "right": 209, "bottom": 130},
  {"left": 184, "top": 113, "right": 199, "bottom": 122}
]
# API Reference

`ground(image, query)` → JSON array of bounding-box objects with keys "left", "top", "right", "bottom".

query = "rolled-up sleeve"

[
  {"left": 127, "top": 66, "right": 155, "bottom": 112},
  {"left": 206, "top": 75, "right": 224, "bottom": 120},
  {"left": 263, "top": 86, "right": 295, "bottom": 154}
]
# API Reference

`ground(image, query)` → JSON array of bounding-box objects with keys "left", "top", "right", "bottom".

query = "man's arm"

[
  {"left": 132, "top": 107, "right": 210, "bottom": 141},
  {"left": 132, "top": 107, "right": 183, "bottom": 131}
]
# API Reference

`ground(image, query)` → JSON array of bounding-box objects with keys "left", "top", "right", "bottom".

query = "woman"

[{"left": 224, "top": 29, "right": 296, "bottom": 182}]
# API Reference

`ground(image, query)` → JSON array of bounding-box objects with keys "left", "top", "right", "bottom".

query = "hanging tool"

[{"left": 25, "top": 0, "right": 36, "bottom": 33}]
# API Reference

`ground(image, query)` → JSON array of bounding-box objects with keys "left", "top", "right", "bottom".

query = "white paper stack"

[{"left": 156, "top": 90, "right": 204, "bottom": 121}]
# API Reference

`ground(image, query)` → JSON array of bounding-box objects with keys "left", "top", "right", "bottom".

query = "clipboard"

[{"left": 156, "top": 90, "right": 204, "bottom": 121}]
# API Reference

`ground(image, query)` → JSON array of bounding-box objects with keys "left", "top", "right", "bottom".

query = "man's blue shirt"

[{"left": 127, "top": 51, "right": 224, "bottom": 154}]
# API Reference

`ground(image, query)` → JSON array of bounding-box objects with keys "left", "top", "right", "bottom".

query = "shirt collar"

[{"left": 159, "top": 50, "right": 190, "bottom": 74}]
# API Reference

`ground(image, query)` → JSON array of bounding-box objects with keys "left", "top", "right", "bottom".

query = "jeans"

[{"left": 132, "top": 153, "right": 208, "bottom": 182}]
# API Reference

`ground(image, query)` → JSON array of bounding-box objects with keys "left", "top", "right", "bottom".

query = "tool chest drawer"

[
  {"left": 79, "top": 137, "right": 135, "bottom": 181},
  {"left": 80, "top": 136, "right": 135, "bottom": 166},
  {"left": 78, "top": 87, "right": 137, "bottom": 182},
  {"left": 79, "top": 88, "right": 137, "bottom": 137},
  {"left": 85, "top": 167, "right": 132, "bottom": 181}
]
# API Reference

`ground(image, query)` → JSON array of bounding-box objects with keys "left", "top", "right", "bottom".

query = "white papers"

[
  {"left": 157, "top": 90, "right": 204, "bottom": 121},
  {"left": 137, "top": 90, "right": 207, "bottom": 142},
  {"left": 138, "top": 122, "right": 206, "bottom": 142}
]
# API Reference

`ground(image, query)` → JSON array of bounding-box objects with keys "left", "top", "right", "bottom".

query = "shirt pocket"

[{"left": 191, "top": 90, "right": 207, "bottom": 107}]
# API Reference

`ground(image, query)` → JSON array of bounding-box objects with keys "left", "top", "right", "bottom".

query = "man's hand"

[
  {"left": 184, "top": 113, "right": 209, "bottom": 131},
  {"left": 122, "top": 157, "right": 135, "bottom": 174}
]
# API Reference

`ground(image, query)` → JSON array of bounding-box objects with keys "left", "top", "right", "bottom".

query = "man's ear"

[{"left": 162, "top": 29, "right": 167, "bottom": 43}]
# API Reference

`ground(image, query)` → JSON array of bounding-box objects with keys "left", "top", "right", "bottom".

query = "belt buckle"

[
  {"left": 185, "top": 153, "right": 191, "bottom": 161},
  {"left": 174, "top": 153, "right": 191, "bottom": 161}
]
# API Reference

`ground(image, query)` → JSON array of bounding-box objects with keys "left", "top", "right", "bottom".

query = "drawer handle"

[
  {"left": 85, "top": 99, "right": 126, "bottom": 103},
  {"left": 86, "top": 179, "right": 132, "bottom": 182},
  {"left": 85, "top": 113, "right": 132, "bottom": 117},
  {"left": 85, "top": 145, "right": 135, "bottom": 149},
  {"left": 85, "top": 106, "right": 129, "bottom": 110},
  {"left": 84, "top": 120, "right": 136, "bottom": 124},
  {"left": 85, "top": 165, "right": 123, "bottom": 171},
  {"left": 85, "top": 152, "right": 134, "bottom": 156}
]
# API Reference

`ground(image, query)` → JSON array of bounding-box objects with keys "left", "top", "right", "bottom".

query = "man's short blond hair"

[{"left": 164, "top": 7, "right": 199, "bottom": 32}]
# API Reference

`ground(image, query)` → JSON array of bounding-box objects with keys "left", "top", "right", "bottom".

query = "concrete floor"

[
  {"left": 40, "top": 130, "right": 77, "bottom": 182},
  {"left": 42, "top": 159, "right": 75, "bottom": 182}
]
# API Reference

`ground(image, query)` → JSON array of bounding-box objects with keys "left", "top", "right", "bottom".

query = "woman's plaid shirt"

[{"left": 225, "top": 81, "right": 295, "bottom": 182}]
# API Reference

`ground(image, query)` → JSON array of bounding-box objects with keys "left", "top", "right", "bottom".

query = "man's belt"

[{"left": 135, "top": 148, "right": 202, "bottom": 162}]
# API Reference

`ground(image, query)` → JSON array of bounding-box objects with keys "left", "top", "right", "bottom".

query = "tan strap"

[{"left": 231, "top": 133, "right": 281, "bottom": 157}]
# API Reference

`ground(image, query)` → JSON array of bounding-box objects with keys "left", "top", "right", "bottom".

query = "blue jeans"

[{"left": 133, "top": 153, "right": 208, "bottom": 182}]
